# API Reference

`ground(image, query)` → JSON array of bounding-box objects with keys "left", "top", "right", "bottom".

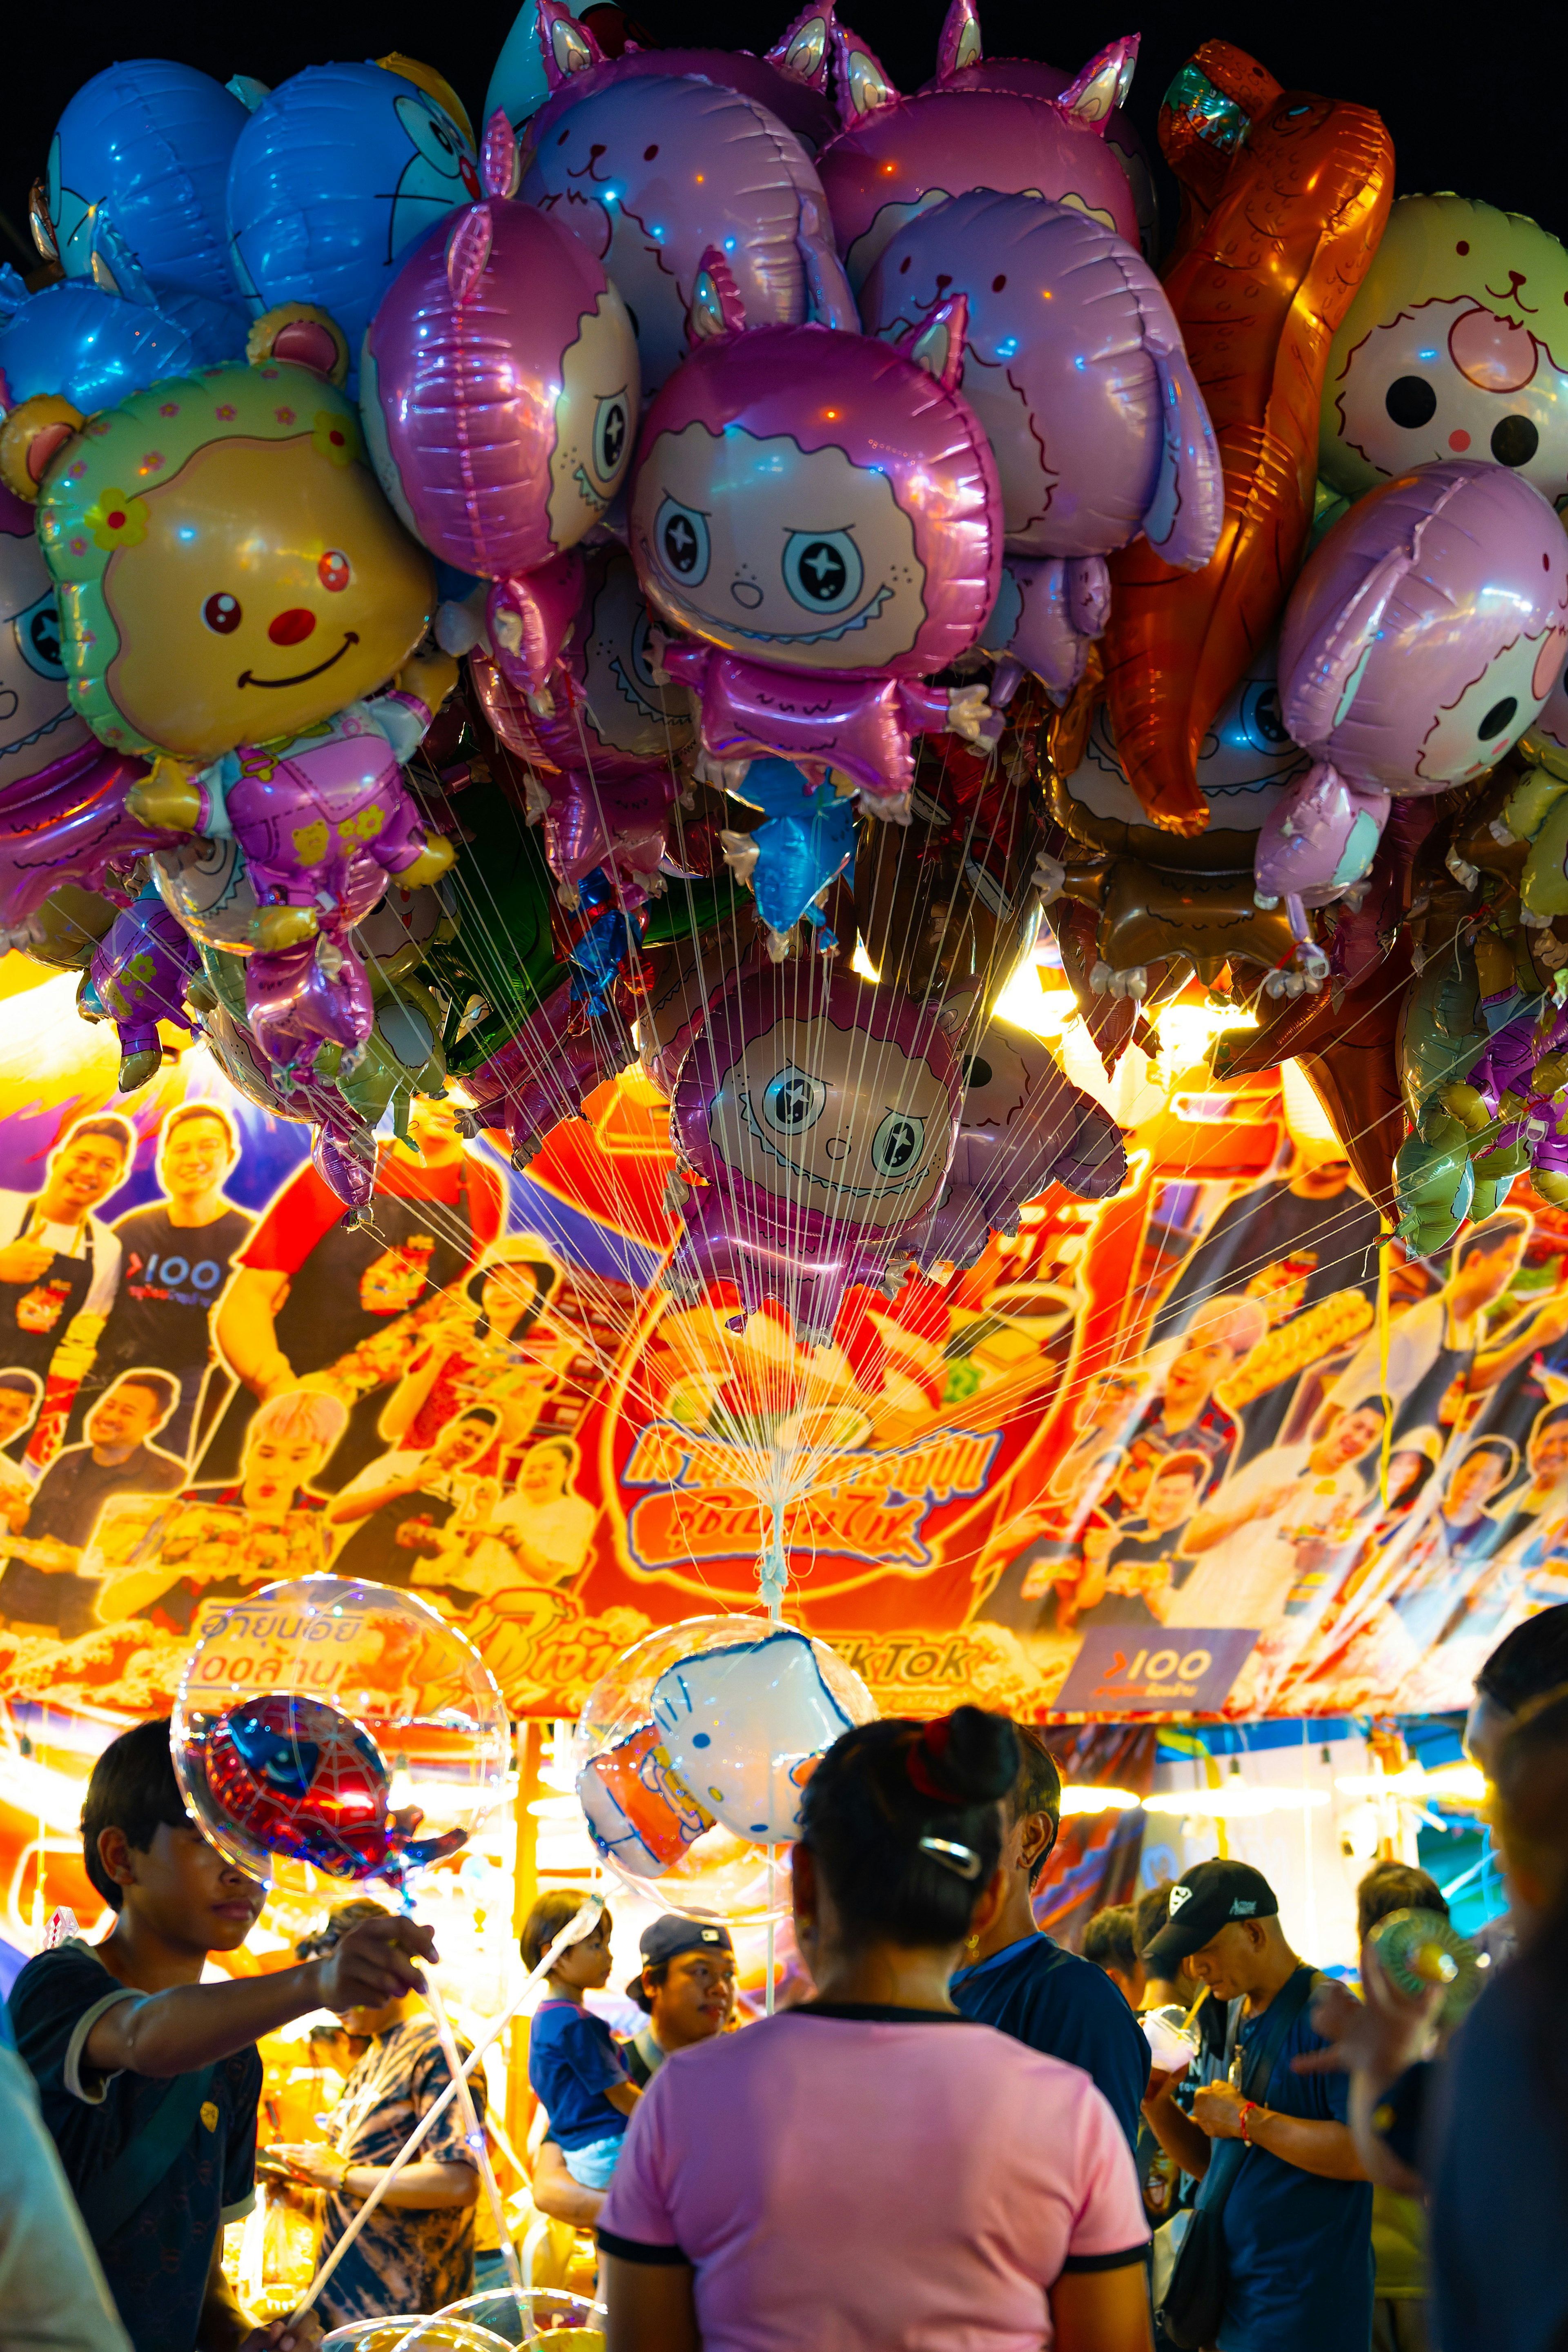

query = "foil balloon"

[
  {"left": 40, "top": 59, "right": 249, "bottom": 307},
  {"left": 1048, "top": 643, "right": 1307, "bottom": 994},
  {"left": 520, "top": 61, "right": 856, "bottom": 398},
  {"left": 1260, "top": 461, "right": 1568, "bottom": 915},
  {"left": 722, "top": 756, "right": 858, "bottom": 946},
  {"left": 12, "top": 332, "right": 453, "bottom": 1146},
  {"left": 1101, "top": 44, "right": 1393, "bottom": 836},
  {"left": 0, "top": 479, "right": 89, "bottom": 788},
  {"left": 226, "top": 62, "right": 481, "bottom": 368},
  {"left": 457, "top": 974, "right": 632, "bottom": 1166},
  {"left": 572, "top": 1614, "right": 875, "bottom": 1917},
  {"left": 629, "top": 276, "right": 1001, "bottom": 811},
  {"left": 173, "top": 1576, "right": 509, "bottom": 1887},
  {"left": 493, "top": 0, "right": 840, "bottom": 153},
  {"left": 666, "top": 958, "right": 963, "bottom": 1336},
  {"left": 816, "top": 24, "right": 1139, "bottom": 292},
  {"left": 1507, "top": 659, "right": 1568, "bottom": 915},
  {"left": 0, "top": 274, "right": 200, "bottom": 417},
  {"left": 918, "top": 0, "right": 1156, "bottom": 258},
  {"left": 1392, "top": 918, "right": 1489, "bottom": 1252},
  {"left": 362, "top": 116, "right": 639, "bottom": 699},
  {"left": 650, "top": 1622, "right": 858, "bottom": 1841},
  {"left": 858, "top": 190, "right": 1222, "bottom": 701},
  {"left": 904, "top": 1009, "right": 1125, "bottom": 1267},
  {"left": 1319, "top": 196, "right": 1568, "bottom": 511},
  {"left": 79, "top": 877, "right": 199, "bottom": 1091}
]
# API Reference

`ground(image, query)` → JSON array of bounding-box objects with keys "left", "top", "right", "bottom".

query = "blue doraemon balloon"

[
  {"left": 227, "top": 62, "right": 480, "bottom": 365},
  {"left": 0, "top": 273, "right": 197, "bottom": 414},
  {"left": 727, "top": 757, "right": 858, "bottom": 944},
  {"left": 45, "top": 60, "right": 249, "bottom": 307}
]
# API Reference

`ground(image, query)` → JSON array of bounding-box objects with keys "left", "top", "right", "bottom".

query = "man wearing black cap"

[
  {"left": 622, "top": 1917, "right": 737, "bottom": 2087},
  {"left": 531, "top": 1917, "right": 735, "bottom": 2230},
  {"left": 950, "top": 1726, "right": 1149, "bottom": 2152},
  {"left": 1140, "top": 1858, "right": 1371, "bottom": 2352}
]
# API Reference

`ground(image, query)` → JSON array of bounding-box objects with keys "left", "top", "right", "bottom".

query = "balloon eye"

[
  {"left": 644, "top": 143, "right": 659, "bottom": 159},
  {"left": 762, "top": 1065, "right": 826, "bottom": 1135},
  {"left": 593, "top": 394, "right": 628, "bottom": 483},
  {"left": 782, "top": 530, "right": 862, "bottom": 613},
  {"left": 318, "top": 550, "right": 351, "bottom": 593},
  {"left": 870, "top": 1111, "right": 924, "bottom": 1176},
  {"left": 655, "top": 498, "right": 710, "bottom": 586},
  {"left": 1479, "top": 696, "right": 1519, "bottom": 739},
  {"left": 1492, "top": 414, "right": 1539, "bottom": 466},
  {"left": 15, "top": 590, "right": 65, "bottom": 679},
  {"left": 203, "top": 592, "right": 243, "bottom": 635},
  {"left": 1239, "top": 678, "right": 1290, "bottom": 751},
  {"left": 1384, "top": 375, "right": 1437, "bottom": 429}
]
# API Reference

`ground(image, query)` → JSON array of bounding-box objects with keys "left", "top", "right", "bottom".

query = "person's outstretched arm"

[
  {"left": 1050, "top": 2263, "right": 1154, "bottom": 2352},
  {"left": 602, "top": 2254, "right": 699, "bottom": 2352},
  {"left": 85, "top": 1915, "right": 433, "bottom": 2078}
]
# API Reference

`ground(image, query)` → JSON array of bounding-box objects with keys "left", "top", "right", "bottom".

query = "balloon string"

[
  {"left": 287, "top": 1897, "right": 603, "bottom": 2323},
  {"left": 1378, "top": 1238, "right": 1392, "bottom": 1510},
  {"left": 421, "top": 1965, "right": 527, "bottom": 2305}
]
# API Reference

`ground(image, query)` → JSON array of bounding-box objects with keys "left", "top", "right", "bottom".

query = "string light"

[{"left": 1334, "top": 1762, "right": 1487, "bottom": 1805}]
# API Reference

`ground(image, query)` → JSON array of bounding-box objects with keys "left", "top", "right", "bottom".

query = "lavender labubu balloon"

[
  {"left": 520, "top": 49, "right": 855, "bottom": 400},
  {"left": 80, "top": 879, "right": 199, "bottom": 1091},
  {"left": 666, "top": 960, "right": 962, "bottom": 1336},
  {"left": 918, "top": 0, "right": 1156, "bottom": 258},
  {"left": 1259, "top": 460, "right": 1568, "bottom": 926},
  {"left": 859, "top": 190, "right": 1221, "bottom": 702},
  {"left": 490, "top": 0, "right": 840, "bottom": 153},
  {"left": 817, "top": 22, "right": 1140, "bottom": 292},
  {"left": 362, "top": 110, "right": 640, "bottom": 696},
  {"left": 628, "top": 267, "right": 1001, "bottom": 811}
]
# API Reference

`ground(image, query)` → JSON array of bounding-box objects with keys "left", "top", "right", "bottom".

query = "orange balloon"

[{"left": 1102, "top": 50, "right": 1394, "bottom": 836}]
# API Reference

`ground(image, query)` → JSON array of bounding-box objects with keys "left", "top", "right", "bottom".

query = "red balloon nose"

[{"left": 268, "top": 608, "right": 317, "bottom": 647}]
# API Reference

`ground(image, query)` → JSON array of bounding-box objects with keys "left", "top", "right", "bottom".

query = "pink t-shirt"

[{"left": 597, "top": 2005, "right": 1148, "bottom": 2352}]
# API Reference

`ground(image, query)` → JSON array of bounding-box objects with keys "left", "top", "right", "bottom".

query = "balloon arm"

[{"left": 288, "top": 1895, "right": 604, "bottom": 2322}]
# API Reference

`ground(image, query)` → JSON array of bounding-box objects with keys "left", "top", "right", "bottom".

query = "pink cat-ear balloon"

[
  {"left": 818, "top": 20, "right": 1140, "bottom": 290},
  {"left": 859, "top": 190, "right": 1221, "bottom": 701},
  {"left": 628, "top": 267, "right": 1001, "bottom": 811},
  {"left": 1258, "top": 460, "right": 1568, "bottom": 916},
  {"left": 361, "top": 111, "right": 641, "bottom": 695}
]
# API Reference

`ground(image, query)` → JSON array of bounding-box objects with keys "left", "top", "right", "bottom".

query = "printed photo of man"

[
  {"left": 0, "top": 1114, "right": 133, "bottom": 1403},
  {"left": 0, "top": 1370, "right": 182, "bottom": 1638}
]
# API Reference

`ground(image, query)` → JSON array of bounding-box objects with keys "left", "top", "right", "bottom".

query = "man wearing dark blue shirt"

[
  {"left": 1140, "top": 1858, "right": 1372, "bottom": 2352},
  {"left": 949, "top": 1724, "right": 1149, "bottom": 2150}
]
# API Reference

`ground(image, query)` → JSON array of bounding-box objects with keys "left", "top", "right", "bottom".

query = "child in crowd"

[
  {"left": 7, "top": 1717, "right": 432, "bottom": 2352},
  {"left": 522, "top": 1891, "right": 640, "bottom": 2190}
]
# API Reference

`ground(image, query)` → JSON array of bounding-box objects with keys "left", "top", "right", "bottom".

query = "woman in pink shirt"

[{"left": 599, "top": 1707, "right": 1152, "bottom": 2352}]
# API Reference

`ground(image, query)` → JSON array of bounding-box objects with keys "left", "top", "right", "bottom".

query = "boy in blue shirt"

[
  {"left": 950, "top": 1722, "right": 1149, "bottom": 2149},
  {"left": 522, "top": 1891, "right": 640, "bottom": 2189}
]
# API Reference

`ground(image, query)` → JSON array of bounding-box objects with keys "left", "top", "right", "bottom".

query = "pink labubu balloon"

[
  {"left": 667, "top": 958, "right": 963, "bottom": 1336},
  {"left": 361, "top": 109, "right": 641, "bottom": 695},
  {"left": 916, "top": 0, "right": 1157, "bottom": 258},
  {"left": 628, "top": 259, "right": 1000, "bottom": 813},
  {"left": 816, "top": 20, "right": 1139, "bottom": 292},
  {"left": 1258, "top": 459, "right": 1568, "bottom": 932},
  {"left": 859, "top": 189, "right": 1221, "bottom": 701}
]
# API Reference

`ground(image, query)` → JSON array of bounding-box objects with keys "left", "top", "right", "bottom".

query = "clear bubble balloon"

[
  {"left": 322, "top": 2321, "right": 514, "bottom": 2352},
  {"left": 172, "top": 1576, "right": 509, "bottom": 1891},
  {"left": 571, "top": 1615, "right": 876, "bottom": 1922},
  {"left": 439, "top": 2287, "right": 606, "bottom": 2344}
]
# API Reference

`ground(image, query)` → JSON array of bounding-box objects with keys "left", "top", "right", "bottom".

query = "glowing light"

[
  {"left": 850, "top": 939, "right": 881, "bottom": 982},
  {"left": 1149, "top": 1000, "right": 1256, "bottom": 1084},
  {"left": 1335, "top": 1762, "right": 1487, "bottom": 1805},
  {"left": 1143, "top": 1784, "right": 1330, "bottom": 1820},
  {"left": 1281, "top": 1058, "right": 1338, "bottom": 1149},
  {"left": 1060, "top": 1785, "right": 1142, "bottom": 1814}
]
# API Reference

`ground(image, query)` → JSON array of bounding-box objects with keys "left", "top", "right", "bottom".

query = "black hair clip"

[{"left": 919, "top": 1835, "right": 981, "bottom": 1880}]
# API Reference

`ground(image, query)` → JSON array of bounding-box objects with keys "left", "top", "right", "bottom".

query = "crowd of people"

[{"left": 0, "top": 1602, "right": 1560, "bottom": 2350}]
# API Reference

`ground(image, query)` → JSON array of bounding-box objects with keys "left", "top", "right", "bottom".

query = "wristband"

[{"left": 1238, "top": 2101, "right": 1263, "bottom": 2145}]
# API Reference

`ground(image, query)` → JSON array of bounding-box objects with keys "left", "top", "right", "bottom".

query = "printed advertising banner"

[{"left": 1, "top": 957, "right": 1565, "bottom": 1725}]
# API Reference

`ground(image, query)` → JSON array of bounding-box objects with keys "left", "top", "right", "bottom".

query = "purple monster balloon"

[
  {"left": 81, "top": 881, "right": 198, "bottom": 1091},
  {"left": 1259, "top": 460, "right": 1568, "bottom": 933},
  {"left": 817, "top": 21, "right": 1139, "bottom": 292},
  {"left": 666, "top": 959, "right": 962, "bottom": 1337},
  {"left": 859, "top": 190, "right": 1222, "bottom": 701},
  {"left": 362, "top": 111, "right": 641, "bottom": 697},
  {"left": 520, "top": 59, "right": 855, "bottom": 399},
  {"left": 510, "top": 0, "right": 842, "bottom": 155},
  {"left": 628, "top": 261, "right": 1001, "bottom": 811},
  {"left": 902, "top": 1009, "right": 1125, "bottom": 1269}
]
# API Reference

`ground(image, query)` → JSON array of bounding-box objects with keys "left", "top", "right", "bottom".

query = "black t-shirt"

[
  {"left": 8, "top": 1940, "right": 260, "bottom": 2352},
  {"left": 95, "top": 1204, "right": 254, "bottom": 1381},
  {"left": 0, "top": 1443, "right": 185, "bottom": 1637}
]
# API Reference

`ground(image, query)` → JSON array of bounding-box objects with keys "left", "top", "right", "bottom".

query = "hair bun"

[{"left": 910, "top": 1706, "right": 1018, "bottom": 1807}]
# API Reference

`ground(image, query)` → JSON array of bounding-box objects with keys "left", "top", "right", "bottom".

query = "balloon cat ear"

[
  {"left": 0, "top": 392, "right": 86, "bottom": 502},
  {"left": 933, "top": 0, "right": 983, "bottom": 82},
  {"left": 1142, "top": 330, "right": 1225, "bottom": 570},
  {"left": 246, "top": 304, "right": 350, "bottom": 384},
  {"left": 447, "top": 208, "right": 495, "bottom": 305},
  {"left": 688, "top": 248, "right": 748, "bottom": 343},
  {"left": 898, "top": 293, "right": 968, "bottom": 394},
  {"left": 833, "top": 21, "right": 900, "bottom": 123},
  {"left": 481, "top": 106, "right": 521, "bottom": 199},
  {"left": 536, "top": 0, "right": 605, "bottom": 91},
  {"left": 87, "top": 212, "right": 155, "bottom": 307},
  {"left": 766, "top": 0, "right": 837, "bottom": 91},
  {"left": 796, "top": 197, "right": 858, "bottom": 327},
  {"left": 1282, "top": 541, "right": 1422, "bottom": 752},
  {"left": 1055, "top": 34, "right": 1138, "bottom": 132}
]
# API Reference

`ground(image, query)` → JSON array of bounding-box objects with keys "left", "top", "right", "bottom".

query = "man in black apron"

[
  {"left": 0, "top": 1115, "right": 134, "bottom": 1437},
  {"left": 202, "top": 1093, "right": 504, "bottom": 1492}
]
